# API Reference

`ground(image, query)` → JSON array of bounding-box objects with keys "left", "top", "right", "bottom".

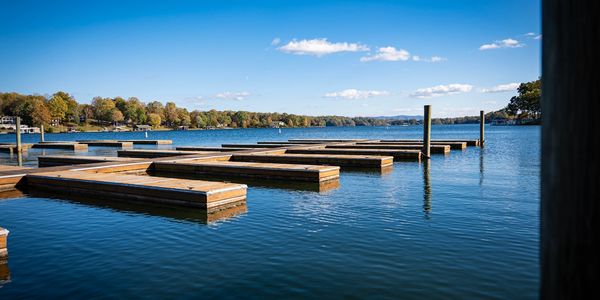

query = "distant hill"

[{"left": 370, "top": 115, "right": 423, "bottom": 121}]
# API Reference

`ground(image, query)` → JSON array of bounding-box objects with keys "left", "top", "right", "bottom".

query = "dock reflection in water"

[
  {"left": 25, "top": 191, "right": 248, "bottom": 225},
  {"left": 422, "top": 160, "right": 431, "bottom": 219}
]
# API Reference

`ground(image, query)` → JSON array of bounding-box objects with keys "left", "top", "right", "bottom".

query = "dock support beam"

[
  {"left": 40, "top": 125, "right": 45, "bottom": 142},
  {"left": 422, "top": 105, "right": 431, "bottom": 158},
  {"left": 479, "top": 110, "right": 485, "bottom": 147},
  {"left": 542, "top": 0, "right": 600, "bottom": 298}
]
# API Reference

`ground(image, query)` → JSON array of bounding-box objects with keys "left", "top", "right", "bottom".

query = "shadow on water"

[
  {"left": 148, "top": 170, "right": 341, "bottom": 193},
  {"left": 422, "top": 159, "right": 431, "bottom": 219},
  {"left": 21, "top": 190, "right": 247, "bottom": 225}
]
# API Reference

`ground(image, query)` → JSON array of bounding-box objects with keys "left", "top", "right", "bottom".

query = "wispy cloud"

[
  {"left": 360, "top": 47, "right": 410, "bottom": 62},
  {"left": 524, "top": 32, "right": 542, "bottom": 40},
  {"left": 215, "top": 91, "right": 250, "bottom": 100},
  {"left": 324, "top": 89, "right": 390, "bottom": 100},
  {"left": 479, "top": 38, "right": 524, "bottom": 50},
  {"left": 410, "top": 84, "right": 473, "bottom": 98},
  {"left": 481, "top": 83, "right": 519, "bottom": 93},
  {"left": 271, "top": 38, "right": 281, "bottom": 46},
  {"left": 361, "top": 46, "right": 445, "bottom": 63},
  {"left": 278, "top": 38, "right": 369, "bottom": 56},
  {"left": 412, "top": 55, "right": 446, "bottom": 63}
]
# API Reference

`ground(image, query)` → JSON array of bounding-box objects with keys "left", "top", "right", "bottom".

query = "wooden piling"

[
  {"left": 15, "top": 117, "right": 22, "bottom": 153},
  {"left": 40, "top": 125, "right": 45, "bottom": 142},
  {"left": 422, "top": 105, "right": 431, "bottom": 158},
  {"left": 480, "top": 110, "right": 485, "bottom": 147}
]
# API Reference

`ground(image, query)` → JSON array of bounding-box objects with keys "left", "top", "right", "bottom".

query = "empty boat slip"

[
  {"left": 38, "top": 155, "right": 138, "bottom": 167},
  {"left": 175, "top": 146, "right": 248, "bottom": 152},
  {"left": 231, "top": 153, "right": 394, "bottom": 168},
  {"left": 26, "top": 171, "right": 247, "bottom": 210},
  {"left": 117, "top": 149, "right": 213, "bottom": 158},
  {"left": 357, "top": 141, "right": 467, "bottom": 150},
  {"left": 153, "top": 160, "right": 340, "bottom": 183}
]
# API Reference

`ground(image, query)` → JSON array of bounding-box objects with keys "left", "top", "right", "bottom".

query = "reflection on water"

[
  {"left": 479, "top": 147, "right": 485, "bottom": 186},
  {"left": 0, "top": 262, "right": 9, "bottom": 287},
  {"left": 422, "top": 160, "right": 431, "bottom": 219},
  {"left": 26, "top": 191, "right": 247, "bottom": 225}
]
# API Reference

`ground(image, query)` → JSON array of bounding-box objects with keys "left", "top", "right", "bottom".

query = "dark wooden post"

[
  {"left": 15, "top": 117, "right": 22, "bottom": 153},
  {"left": 479, "top": 110, "right": 485, "bottom": 147},
  {"left": 422, "top": 105, "right": 431, "bottom": 158},
  {"left": 541, "top": 0, "right": 600, "bottom": 298}
]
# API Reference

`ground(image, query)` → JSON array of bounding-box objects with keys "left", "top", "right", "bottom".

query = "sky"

[{"left": 0, "top": 0, "right": 541, "bottom": 118}]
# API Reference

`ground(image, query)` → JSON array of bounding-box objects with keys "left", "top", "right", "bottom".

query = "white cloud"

[
  {"left": 412, "top": 55, "right": 446, "bottom": 63},
  {"left": 278, "top": 38, "right": 369, "bottom": 56},
  {"left": 479, "top": 38, "right": 524, "bottom": 50},
  {"left": 410, "top": 84, "right": 473, "bottom": 98},
  {"left": 271, "top": 38, "right": 281, "bottom": 46},
  {"left": 361, "top": 47, "right": 410, "bottom": 62},
  {"left": 534, "top": 35, "right": 542, "bottom": 40},
  {"left": 481, "top": 83, "right": 520, "bottom": 93},
  {"left": 324, "top": 89, "right": 390, "bottom": 100},
  {"left": 215, "top": 91, "right": 250, "bottom": 100},
  {"left": 525, "top": 32, "right": 542, "bottom": 40}
]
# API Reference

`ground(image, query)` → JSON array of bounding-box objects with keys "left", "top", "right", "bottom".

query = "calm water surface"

[{"left": 0, "top": 125, "right": 539, "bottom": 299}]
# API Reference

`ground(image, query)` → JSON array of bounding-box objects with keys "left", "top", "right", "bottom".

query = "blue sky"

[{"left": 0, "top": 0, "right": 540, "bottom": 117}]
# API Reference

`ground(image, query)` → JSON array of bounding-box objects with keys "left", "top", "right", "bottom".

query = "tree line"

[
  {"left": 0, "top": 79, "right": 540, "bottom": 130},
  {"left": 0, "top": 92, "right": 390, "bottom": 129}
]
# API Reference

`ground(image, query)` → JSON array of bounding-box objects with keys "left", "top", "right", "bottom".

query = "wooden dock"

[
  {"left": 380, "top": 139, "right": 479, "bottom": 147},
  {"left": 232, "top": 153, "right": 394, "bottom": 168},
  {"left": 0, "top": 132, "right": 485, "bottom": 211},
  {"left": 32, "top": 142, "right": 88, "bottom": 151},
  {"left": 77, "top": 140, "right": 134, "bottom": 148},
  {"left": 27, "top": 171, "right": 247, "bottom": 210},
  {"left": 325, "top": 144, "right": 451, "bottom": 154},
  {"left": 153, "top": 160, "right": 340, "bottom": 183},
  {"left": 0, "top": 144, "right": 33, "bottom": 153},
  {"left": 358, "top": 141, "right": 467, "bottom": 150},
  {"left": 119, "top": 140, "right": 172, "bottom": 145},
  {"left": 285, "top": 148, "right": 422, "bottom": 161}
]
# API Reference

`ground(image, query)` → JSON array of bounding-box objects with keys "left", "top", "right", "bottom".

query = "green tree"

[
  {"left": 91, "top": 97, "right": 116, "bottom": 122},
  {"left": 147, "top": 113, "right": 162, "bottom": 128},
  {"left": 47, "top": 93, "right": 69, "bottom": 120},
  {"left": 164, "top": 102, "right": 179, "bottom": 126},
  {"left": 506, "top": 79, "right": 541, "bottom": 119}
]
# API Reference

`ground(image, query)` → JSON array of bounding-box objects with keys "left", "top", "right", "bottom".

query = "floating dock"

[
  {"left": 0, "top": 144, "right": 33, "bottom": 153},
  {"left": 153, "top": 160, "right": 340, "bottom": 183},
  {"left": 285, "top": 148, "right": 422, "bottom": 161},
  {"left": 221, "top": 144, "right": 288, "bottom": 148},
  {"left": 77, "top": 140, "right": 134, "bottom": 148},
  {"left": 27, "top": 171, "right": 247, "bottom": 210},
  {"left": 325, "top": 144, "right": 451, "bottom": 154},
  {"left": 32, "top": 142, "right": 88, "bottom": 151},
  {"left": 358, "top": 141, "right": 467, "bottom": 150},
  {"left": 232, "top": 153, "right": 394, "bottom": 168},
  {"left": 380, "top": 139, "right": 479, "bottom": 147},
  {"left": 118, "top": 140, "right": 172, "bottom": 145}
]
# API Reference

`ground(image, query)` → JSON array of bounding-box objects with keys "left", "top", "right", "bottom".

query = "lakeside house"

[
  {"left": 270, "top": 121, "right": 285, "bottom": 128},
  {"left": 134, "top": 124, "right": 152, "bottom": 131}
]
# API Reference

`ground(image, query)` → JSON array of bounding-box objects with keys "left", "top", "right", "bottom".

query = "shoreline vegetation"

[{"left": 0, "top": 79, "right": 540, "bottom": 133}]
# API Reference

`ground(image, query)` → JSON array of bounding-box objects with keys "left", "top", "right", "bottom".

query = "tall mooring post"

[
  {"left": 15, "top": 117, "right": 22, "bottom": 153},
  {"left": 479, "top": 110, "right": 485, "bottom": 147},
  {"left": 422, "top": 105, "right": 431, "bottom": 158},
  {"left": 542, "top": 0, "right": 599, "bottom": 298},
  {"left": 40, "top": 124, "right": 45, "bottom": 142}
]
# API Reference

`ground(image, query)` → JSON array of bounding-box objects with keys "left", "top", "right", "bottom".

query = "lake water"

[{"left": 0, "top": 125, "right": 540, "bottom": 299}]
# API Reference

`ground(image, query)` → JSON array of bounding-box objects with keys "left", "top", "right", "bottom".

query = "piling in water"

[
  {"left": 0, "top": 227, "right": 8, "bottom": 261},
  {"left": 480, "top": 110, "right": 485, "bottom": 147},
  {"left": 422, "top": 105, "right": 432, "bottom": 158},
  {"left": 41, "top": 125, "right": 45, "bottom": 142}
]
